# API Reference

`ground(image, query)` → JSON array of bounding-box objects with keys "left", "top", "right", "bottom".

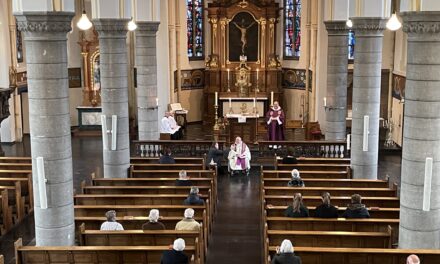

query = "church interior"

[{"left": 0, "top": 0, "right": 439, "bottom": 263}]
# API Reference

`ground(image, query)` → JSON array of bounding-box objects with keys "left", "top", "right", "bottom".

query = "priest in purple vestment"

[{"left": 266, "top": 101, "right": 285, "bottom": 145}]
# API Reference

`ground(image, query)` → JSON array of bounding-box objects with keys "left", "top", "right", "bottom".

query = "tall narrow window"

[
  {"left": 284, "top": 0, "right": 301, "bottom": 59},
  {"left": 187, "top": 0, "right": 204, "bottom": 60},
  {"left": 348, "top": 30, "right": 355, "bottom": 61}
]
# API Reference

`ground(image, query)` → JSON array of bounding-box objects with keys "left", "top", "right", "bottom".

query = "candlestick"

[
  {"left": 253, "top": 97, "right": 256, "bottom": 107},
  {"left": 155, "top": 97, "right": 159, "bottom": 107},
  {"left": 256, "top": 69, "right": 259, "bottom": 81},
  {"left": 270, "top": 91, "right": 274, "bottom": 106},
  {"left": 213, "top": 105, "right": 220, "bottom": 131},
  {"left": 229, "top": 97, "right": 232, "bottom": 108},
  {"left": 215, "top": 92, "right": 218, "bottom": 106},
  {"left": 227, "top": 69, "right": 231, "bottom": 92}
]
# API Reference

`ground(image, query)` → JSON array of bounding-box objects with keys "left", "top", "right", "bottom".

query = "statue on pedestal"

[{"left": 235, "top": 55, "right": 251, "bottom": 97}]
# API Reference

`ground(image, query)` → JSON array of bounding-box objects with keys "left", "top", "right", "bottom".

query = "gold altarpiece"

[{"left": 204, "top": 0, "right": 282, "bottom": 125}]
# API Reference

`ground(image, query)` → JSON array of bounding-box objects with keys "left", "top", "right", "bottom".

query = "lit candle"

[
  {"left": 347, "top": 134, "right": 351, "bottom": 150},
  {"left": 229, "top": 97, "right": 232, "bottom": 108},
  {"left": 156, "top": 97, "right": 159, "bottom": 106},
  {"left": 253, "top": 97, "right": 256, "bottom": 107},
  {"left": 256, "top": 69, "right": 259, "bottom": 81},
  {"left": 270, "top": 91, "right": 274, "bottom": 106},
  {"left": 323, "top": 97, "right": 327, "bottom": 107},
  {"left": 227, "top": 69, "right": 230, "bottom": 81},
  {"left": 215, "top": 92, "right": 218, "bottom": 106}
]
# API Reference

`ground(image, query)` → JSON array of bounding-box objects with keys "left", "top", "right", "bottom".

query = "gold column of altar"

[{"left": 204, "top": 0, "right": 282, "bottom": 142}]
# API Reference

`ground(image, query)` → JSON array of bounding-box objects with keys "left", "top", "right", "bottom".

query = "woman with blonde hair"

[
  {"left": 284, "top": 193, "right": 309, "bottom": 218},
  {"left": 314, "top": 192, "right": 338, "bottom": 218}
]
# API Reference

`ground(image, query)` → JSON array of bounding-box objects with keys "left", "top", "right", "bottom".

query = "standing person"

[
  {"left": 100, "top": 210, "right": 124, "bottom": 230},
  {"left": 266, "top": 101, "right": 285, "bottom": 149},
  {"left": 284, "top": 193, "right": 309, "bottom": 218},
  {"left": 160, "top": 238, "right": 189, "bottom": 264},
  {"left": 234, "top": 137, "right": 251, "bottom": 174},
  {"left": 207, "top": 142, "right": 224, "bottom": 171},
  {"left": 159, "top": 147, "right": 176, "bottom": 164},
  {"left": 314, "top": 192, "right": 339, "bottom": 218},
  {"left": 271, "top": 239, "right": 302, "bottom": 264},
  {"left": 342, "top": 194, "right": 370, "bottom": 218},
  {"left": 142, "top": 209, "right": 166, "bottom": 230}
]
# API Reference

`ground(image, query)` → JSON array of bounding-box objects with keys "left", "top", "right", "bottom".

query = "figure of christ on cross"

[{"left": 232, "top": 19, "right": 256, "bottom": 55}]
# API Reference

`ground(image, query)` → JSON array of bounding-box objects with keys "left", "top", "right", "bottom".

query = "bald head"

[{"left": 407, "top": 254, "right": 420, "bottom": 264}]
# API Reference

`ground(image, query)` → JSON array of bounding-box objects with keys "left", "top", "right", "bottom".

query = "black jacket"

[
  {"left": 342, "top": 203, "right": 370, "bottom": 218},
  {"left": 282, "top": 156, "right": 298, "bottom": 164},
  {"left": 284, "top": 204, "right": 309, "bottom": 218},
  {"left": 271, "top": 253, "right": 302, "bottom": 264},
  {"left": 183, "top": 194, "right": 204, "bottom": 205},
  {"left": 314, "top": 204, "right": 338, "bottom": 218},
  {"left": 160, "top": 249, "right": 188, "bottom": 264},
  {"left": 206, "top": 147, "right": 224, "bottom": 167},
  {"left": 287, "top": 178, "right": 305, "bottom": 187},
  {"left": 175, "top": 179, "right": 193, "bottom": 186},
  {"left": 159, "top": 155, "right": 176, "bottom": 164}
]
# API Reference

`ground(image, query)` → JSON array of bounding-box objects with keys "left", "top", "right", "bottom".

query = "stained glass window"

[
  {"left": 348, "top": 30, "right": 355, "bottom": 61},
  {"left": 187, "top": 0, "right": 204, "bottom": 60},
  {"left": 284, "top": 0, "right": 301, "bottom": 59}
]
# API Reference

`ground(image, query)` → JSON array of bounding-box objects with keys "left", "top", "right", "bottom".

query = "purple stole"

[{"left": 236, "top": 142, "right": 247, "bottom": 169}]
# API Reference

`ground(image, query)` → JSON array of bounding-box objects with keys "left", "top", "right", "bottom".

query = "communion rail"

[
  {"left": 258, "top": 140, "right": 349, "bottom": 158},
  {"left": 132, "top": 140, "right": 227, "bottom": 157}
]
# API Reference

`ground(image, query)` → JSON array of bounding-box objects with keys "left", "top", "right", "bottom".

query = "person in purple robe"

[{"left": 266, "top": 101, "right": 285, "bottom": 148}]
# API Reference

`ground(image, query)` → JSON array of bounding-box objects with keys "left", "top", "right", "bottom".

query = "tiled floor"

[{"left": 0, "top": 129, "right": 403, "bottom": 264}]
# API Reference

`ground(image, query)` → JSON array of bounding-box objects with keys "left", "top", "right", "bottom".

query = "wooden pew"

[
  {"left": 0, "top": 177, "right": 33, "bottom": 218},
  {"left": 266, "top": 228, "right": 392, "bottom": 248},
  {"left": 0, "top": 170, "right": 32, "bottom": 178},
  {"left": 263, "top": 178, "right": 389, "bottom": 188},
  {"left": 15, "top": 238, "right": 199, "bottom": 264},
  {"left": 267, "top": 247, "right": 440, "bottom": 264},
  {"left": 0, "top": 189, "right": 12, "bottom": 234},
  {"left": 0, "top": 184, "right": 24, "bottom": 223},
  {"left": 75, "top": 216, "right": 204, "bottom": 230},
  {"left": 130, "top": 170, "right": 215, "bottom": 179},
  {"left": 0, "top": 163, "right": 32, "bottom": 170},
  {"left": 277, "top": 163, "right": 350, "bottom": 172},
  {"left": 264, "top": 195, "right": 399, "bottom": 208},
  {"left": 131, "top": 156, "right": 206, "bottom": 166},
  {"left": 79, "top": 226, "right": 204, "bottom": 262},
  {"left": 74, "top": 194, "right": 210, "bottom": 206},
  {"left": 0, "top": 157, "right": 31, "bottom": 163},
  {"left": 262, "top": 170, "right": 349, "bottom": 179},
  {"left": 263, "top": 186, "right": 397, "bottom": 197},
  {"left": 275, "top": 156, "right": 351, "bottom": 167},
  {"left": 130, "top": 163, "right": 205, "bottom": 172},
  {"left": 265, "top": 206, "right": 400, "bottom": 219}
]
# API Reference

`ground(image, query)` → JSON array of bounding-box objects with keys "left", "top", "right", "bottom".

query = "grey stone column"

[
  {"left": 350, "top": 18, "right": 386, "bottom": 180},
  {"left": 324, "top": 21, "right": 349, "bottom": 141},
  {"left": 399, "top": 11, "right": 440, "bottom": 249},
  {"left": 93, "top": 19, "right": 130, "bottom": 178},
  {"left": 136, "top": 22, "right": 160, "bottom": 140},
  {"left": 15, "top": 12, "right": 75, "bottom": 246}
]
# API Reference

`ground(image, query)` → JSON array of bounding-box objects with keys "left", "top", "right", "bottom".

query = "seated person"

[
  {"left": 175, "top": 208, "right": 201, "bottom": 231},
  {"left": 285, "top": 193, "right": 309, "bottom": 218},
  {"left": 206, "top": 142, "right": 224, "bottom": 169},
  {"left": 314, "top": 192, "right": 338, "bottom": 218},
  {"left": 142, "top": 209, "right": 166, "bottom": 230},
  {"left": 175, "top": 170, "right": 193, "bottom": 186},
  {"left": 160, "top": 238, "right": 189, "bottom": 264},
  {"left": 100, "top": 210, "right": 124, "bottom": 230},
  {"left": 168, "top": 111, "right": 183, "bottom": 139},
  {"left": 159, "top": 147, "right": 176, "bottom": 164},
  {"left": 183, "top": 186, "right": 204, "bottom": 205},
  {"left": 342, "top": 194, "right": 370, "bottom": 218},
  {"left": 271, "top": 239, "right": 302, "bottom": 264},
  {"left": 406, "top": 254, "right": 420, "bottom": 264},
  {"left": 282, "top": 147, "right": 298, "bottom": 164},
  {"left": 287, "top": 169, "right": 305, "bottom": 187},
  {"left": 160, "top": 112, "right": 180, "bottom": 140}
]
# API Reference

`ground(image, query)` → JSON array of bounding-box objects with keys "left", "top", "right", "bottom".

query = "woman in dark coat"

[
  {"left": 161, "top": 238, "right": 189, "bottom": 264},
  {"left": 284, "top": 193, "right": 309, "bottom": 218},
  {"left": 314, "top": 192, "right": 339, "bottom": 218},
  {"left": 271, "top": 239, "right": 302, "bottom": 264}
]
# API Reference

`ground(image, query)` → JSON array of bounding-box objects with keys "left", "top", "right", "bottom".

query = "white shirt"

[
  {"left": 160, "top": 116, "right": 172, "bottom": 133},
  {"left": 100, "top": 221, "right": 124, "bottom": 231},
  {"left": 168, "top": 116, "right": 178, "bottom": 129}
]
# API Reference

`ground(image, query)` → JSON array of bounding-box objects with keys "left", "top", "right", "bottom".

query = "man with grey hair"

[
  {"left": 142, "top": 209, "right": 165, "bottom": 230},
  {"left": 183, "top": 186, "right": 204, "bottom": 205},
  {"left": 407, "top": 254, "right": 420, "bottom": 264},
  {"left": 176, "top": 170, "right": 193, "bottom": 186},
  {"left": 100, "top": 210, "right": 124, "bottom": 230},
  {"left": 175, "top": 208, "right": 201, "bottom": 231},
  {"left": 160, "top": 238, "right": 189, "bottom": 264}
]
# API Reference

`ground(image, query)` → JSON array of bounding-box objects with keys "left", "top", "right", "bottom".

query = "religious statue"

[
  {"left": 235, "top": 56, "right": 251, "bottom": 97},
  {"left": 232, "top": 19, "right": 256, "bottom": 55}
]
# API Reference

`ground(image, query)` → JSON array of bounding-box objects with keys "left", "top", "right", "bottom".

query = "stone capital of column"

[
  {"left": 92, "top": 18, "right": 130, "bottom": 36},
  {"left": 15, "top": 12, "right": 74, "bottom": 34},
  {"left": 350, "top": 17, "right": 387, "bottom": 34},
  {"left": 136, "top": 22, "right": 160, "bottom": 36},
  {"left": 324, "top": 20, "right": 349, "bottom": 35},
  {"left": 401, "top": 11, "right": 440, "bottom": 34}
]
